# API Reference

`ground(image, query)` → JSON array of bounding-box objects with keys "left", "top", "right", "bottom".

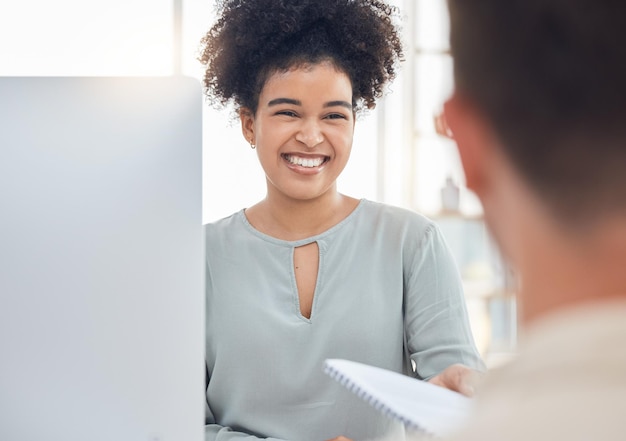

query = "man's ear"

[
  {"left": 239, "top": 107, "right": 255, "bottom": 145},
  {"left": 443, "top": 92, "right": 494, "bottom": 195}
]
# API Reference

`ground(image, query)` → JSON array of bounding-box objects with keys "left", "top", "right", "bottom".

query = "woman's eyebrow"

[
  {"left": 324, "top": 100, "right": 353, "bottom": 110},
  {"left": 267, "top": 98, "right": 301, "bottom": 106}
]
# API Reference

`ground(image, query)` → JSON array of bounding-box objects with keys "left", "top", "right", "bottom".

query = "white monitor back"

[{"left": 0, "top": 76, "right": 204, "bottom": 441}]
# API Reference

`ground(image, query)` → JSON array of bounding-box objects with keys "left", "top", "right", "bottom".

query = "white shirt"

[{"left": 448, "top": 300, "right": 626, "bottom": 441}]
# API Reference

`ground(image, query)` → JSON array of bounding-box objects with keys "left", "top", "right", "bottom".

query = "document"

[{"left": 324, "top": 359, "right": 473, "bottom": 438}]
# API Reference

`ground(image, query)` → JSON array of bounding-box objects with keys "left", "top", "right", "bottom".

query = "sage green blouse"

[{"left": 205, "top": 199, "right": 484, "bottom": 441}]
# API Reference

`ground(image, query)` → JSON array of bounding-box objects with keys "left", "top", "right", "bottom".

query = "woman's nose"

[{"left": 295, "top": 119, "right": 324, "bottom": 148}]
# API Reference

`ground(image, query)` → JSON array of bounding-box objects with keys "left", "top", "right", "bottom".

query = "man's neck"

[{"left": 519, "top": 217, "right": 626, "bottom": 325}]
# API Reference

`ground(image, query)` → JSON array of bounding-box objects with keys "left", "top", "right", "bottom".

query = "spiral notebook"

[{"left": 324, "top": 359, "right": 473, "bottom": 438}]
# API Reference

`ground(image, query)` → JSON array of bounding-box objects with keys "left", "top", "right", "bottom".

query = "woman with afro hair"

[{"left": 199, "top": 1, "right": 485, "bottom": 440}]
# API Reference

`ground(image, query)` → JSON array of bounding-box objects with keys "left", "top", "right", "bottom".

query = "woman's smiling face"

[{"left": 241, "top": 61, "right": 355, "bottom": 203}]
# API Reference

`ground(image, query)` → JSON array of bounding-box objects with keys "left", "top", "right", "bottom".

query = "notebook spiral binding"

[{"left": 323, "top": 363, "right": 437, "bottom": 439}]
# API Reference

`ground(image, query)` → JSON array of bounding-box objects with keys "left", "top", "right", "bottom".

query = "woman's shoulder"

[
  {"left": 359, "top": 199, "right": 436, "bottom": 232},
  {"left": 203, "top": 210, "right": 245, "bottom": 236},
  {"left": 350, "top": 200, "right": 448, "bottom": 254}
]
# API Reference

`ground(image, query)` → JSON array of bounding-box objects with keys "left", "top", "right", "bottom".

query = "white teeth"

[{"left": 286, "top": 155, "right": 325, "bottom": 168}]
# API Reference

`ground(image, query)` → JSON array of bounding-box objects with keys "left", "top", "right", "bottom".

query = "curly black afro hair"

[{"left": 198, "top": 0, "right": 404, "bottom": 114}]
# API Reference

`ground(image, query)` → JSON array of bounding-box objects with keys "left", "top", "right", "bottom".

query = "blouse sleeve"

[{"left": 402, "top": 223, "right": 486, "bottom": 380}]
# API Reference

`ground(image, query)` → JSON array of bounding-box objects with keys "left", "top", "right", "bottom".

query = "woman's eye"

[
  {"left": 276, "top": 110, "right": 298, "bottom": 117},
  {"left": 325, "top": 113, "right": 347, "bottom": 120}
]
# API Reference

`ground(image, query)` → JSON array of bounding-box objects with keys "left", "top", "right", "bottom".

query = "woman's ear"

[
  {"left": 239, "top": 107, "right": 255, "bottom": 146},
  {"left": 444, "top": 92, "right": 492, "bottom": 195}
]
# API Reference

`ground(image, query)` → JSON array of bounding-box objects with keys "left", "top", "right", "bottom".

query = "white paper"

[{"left": 324, "top": 359, "right": 473, "bottom": 438}]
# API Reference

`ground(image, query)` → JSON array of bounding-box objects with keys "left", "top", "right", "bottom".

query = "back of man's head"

[{"left": 447, "top": 0, "right": 626, "bottom": 226}]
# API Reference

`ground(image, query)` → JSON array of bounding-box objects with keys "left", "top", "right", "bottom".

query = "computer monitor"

[{"left": 0, "top": 76, "right": 204, "bottom": 441}]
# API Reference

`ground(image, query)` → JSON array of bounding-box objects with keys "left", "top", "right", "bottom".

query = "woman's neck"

[{"left": 245, "top": 189, "right": 359, "bottom": 241}]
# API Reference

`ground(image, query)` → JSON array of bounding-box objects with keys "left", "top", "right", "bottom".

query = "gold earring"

[{"left": 249, "top": 139, "right": 255, "bottom": 149}]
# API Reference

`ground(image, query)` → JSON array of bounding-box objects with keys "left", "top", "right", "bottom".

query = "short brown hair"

[{"left": 447, "top": 0, "right": 626, "bottom": 224}]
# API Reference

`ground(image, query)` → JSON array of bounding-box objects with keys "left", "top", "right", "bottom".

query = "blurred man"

[{"left": 443, "top": 1, "right": 626, "bottom": 440}]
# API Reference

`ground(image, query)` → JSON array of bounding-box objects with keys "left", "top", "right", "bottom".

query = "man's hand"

[{"left": 428, "top": 364, "right": 483, "bottom": 397}]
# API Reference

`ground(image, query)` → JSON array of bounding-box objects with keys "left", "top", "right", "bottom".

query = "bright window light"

[{"left": 0, "top": 0, "right": 173, "bottom": 76}]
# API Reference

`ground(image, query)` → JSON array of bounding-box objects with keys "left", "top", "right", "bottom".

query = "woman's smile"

[{"left": 282, "top": 153, "right": 330, "bottom": 172}]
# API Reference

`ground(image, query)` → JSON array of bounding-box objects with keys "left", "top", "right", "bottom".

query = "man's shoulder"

[{"left": 450, "top": 301, "right": 626, "bottom": 441}]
